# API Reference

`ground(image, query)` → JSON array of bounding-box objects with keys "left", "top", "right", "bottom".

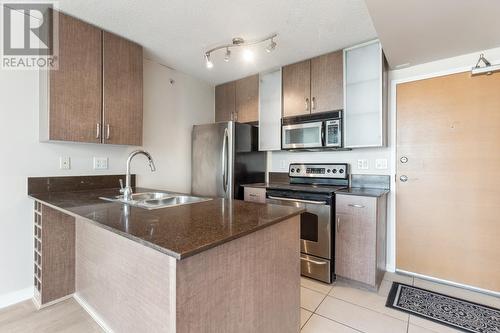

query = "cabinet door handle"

[
  {"left": 96, "top": 123, "right": 101, "bottom": 139},
  {"left": 305, "top": 98, "right": 309, "bottom": 111},
  {"left": 311, "top": 97, "right": 316, "bottom": 110},
  {"left": 336, "top": 216, "right": 340, "bottom": 233},
  {"left": 348, "top": 204, "right": 365, "bottom": 208},
  {"left": 106, "top": 124, "right": 110, "bottom": 140}
]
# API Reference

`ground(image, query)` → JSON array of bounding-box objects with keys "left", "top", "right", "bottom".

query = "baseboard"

[
  {"left": 73, "top": 293, "right": 114, "bottom": 333},
  {"left": 0, "top": 286, "right": 34, "bottom": 309},
  {"left": 396, "top": 269, "right": 500, "bottom": 297},
  {"left": 32, "top": 293, "right": 74, "bottom": 310}
]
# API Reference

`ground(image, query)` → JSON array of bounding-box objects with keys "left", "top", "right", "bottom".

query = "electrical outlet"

[
  {"left": 59, "top": 156, "right": 71, "bottom": 170},
  {"left": 93, "top": 157, "right": 109, "bottom": 170},
  {"left": 375, "top": 158, "right": 388, "bottom": 169},
  {"left": 357, "top": 159, "right": 369, "bottom": 170}
]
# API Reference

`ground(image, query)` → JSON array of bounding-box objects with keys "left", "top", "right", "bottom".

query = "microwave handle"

[{"left": 321, "top": 122, "right": 325, "bottom": 145}]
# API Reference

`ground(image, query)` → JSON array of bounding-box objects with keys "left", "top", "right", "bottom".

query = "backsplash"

[{"left": 269, "top": 149, "right": 392, "bottom": 175}]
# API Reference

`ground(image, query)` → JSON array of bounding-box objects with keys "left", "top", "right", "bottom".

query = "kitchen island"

[{"left": 28, "top": 176, "right": 303, "bottom": 333}]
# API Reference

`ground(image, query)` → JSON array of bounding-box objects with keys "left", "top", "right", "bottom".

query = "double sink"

[{"left": 100, "top": 192, "right": 211, "bottom": 210}]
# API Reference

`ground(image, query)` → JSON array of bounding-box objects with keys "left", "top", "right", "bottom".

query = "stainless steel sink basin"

[{"left": 100, "top": 192, "right": 212, "bottom": 210}]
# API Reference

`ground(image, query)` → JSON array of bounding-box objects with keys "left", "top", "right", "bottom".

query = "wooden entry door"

[{"left": 396, "top": 72, "right": 500, "bottom": 292}]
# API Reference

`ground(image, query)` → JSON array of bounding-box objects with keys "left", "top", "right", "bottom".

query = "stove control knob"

[
  {"left": 296, "top": 168, "right": 301, "bottom": 173},
  {"left": 332, "top": 169, "right": 337, "bottom": 173},
  {"left": 339, "top": 169, "right": 344, "bottom": 174},
  {"left": 327, "top": 169, "right": 331, "bottom": 173},
  {"left": 291, "top": 168, "right": 295, "bottom": 173}
]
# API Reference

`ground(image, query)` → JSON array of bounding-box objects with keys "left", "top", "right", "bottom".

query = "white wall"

[
  {"left": 0, "top": 59, "right": 213, "bottom": 308},
  {"left": 139, "top": 60, "right": 214, "bottom": 192},
  {"left": 270, "top": 148, "right": 391, "bottom": 175}
]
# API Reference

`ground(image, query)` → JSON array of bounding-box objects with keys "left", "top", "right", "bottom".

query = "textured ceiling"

[
  {"left": 365, "top": 0, "right": 500, "bottom": 69},
  {"left": 58, "top": 0, "right": 377, "bottom": 85}
]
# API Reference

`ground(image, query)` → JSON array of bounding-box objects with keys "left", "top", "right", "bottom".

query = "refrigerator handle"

[{"left": 222, "top": 128, "right": 229, "bottom": 193}]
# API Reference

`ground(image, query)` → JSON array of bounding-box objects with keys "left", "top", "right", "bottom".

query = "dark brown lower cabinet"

[
  {"left": 335, "top": 194, "right": 387, "bottom": 289},
  {"left": 33, "top": 202, "right": 75, "bottom": 307}
]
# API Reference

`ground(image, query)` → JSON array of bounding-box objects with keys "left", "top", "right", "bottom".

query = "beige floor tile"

[
  {"left": 301, "top": 286, "right": 327, "bottom": 312},
  {"left": 413, "top": 278, "right": 500, "bottom": 308},
  {"left": 329, "top": 280, "right": 409, "bottom": 321},
  {"left": 377, "top": 279, "right": 396, "bottom": 297},
  {"left": 300, "top": 308, "right": 313, "bottom": 328},
  {"left": 301, "top": 314, "right": 359, "bottom": 333},
  {"left": 0, "top": 298, "right": 103, "bottom": 333},
  {"left": 316, "top": 296, "right": 408, "bottom": 333},
  {"left": 407, "top": 323, "right": 439, "bottom": 333},
  {"left": 409, "top": 315, "right": 463, "bottom": 333},
  {"left": 383, "top": 271, "right": 414, "bottom": 285},
  {"left": 301, "top": 277, "right": 334, "bottom": 295}
]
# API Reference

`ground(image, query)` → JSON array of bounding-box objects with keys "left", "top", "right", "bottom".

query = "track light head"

[
  {"left": 224, "top": 48, "right": 231, "bottom": 62},
  {"left": 205, "top": 53, "right": 213, "bottom": 69},
  {"left": 266, "top": 38, "right": 277, "bottom": 53}
]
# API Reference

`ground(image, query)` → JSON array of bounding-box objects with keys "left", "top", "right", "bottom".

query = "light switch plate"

[
  {"left": 59, "top": 156, "right": 71, "bottom": 170},
  {"left": 375, "top": 158, "right": 388, "bottom": 169},
  {"left": 357, "top": 159, "right": 369, "bottom": 170},
  {"left": 93, "top": 157, "right": 109, "bottom": 170}
]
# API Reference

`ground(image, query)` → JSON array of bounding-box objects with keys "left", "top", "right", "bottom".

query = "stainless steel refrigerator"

[{"left": 191, "top": 121, "right": 266, "bottom": 199}]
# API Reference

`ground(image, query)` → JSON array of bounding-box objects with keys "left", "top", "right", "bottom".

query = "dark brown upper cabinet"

[
  {"left": 41, "top": 12, "right": 103, "bottom": 143},
  {"left": 310, "top": 51, "right": 343, "bottom": 113},
  {"left": 215, "top": 74, "right": 259, "bottom": 123},
  {"left": 103, "top": 32, "right": 143, "bottom": 145},
  {"left": 282, "top": 59, "right": 311, "bottom": 118},
  {"left": 282, "top": 50, "right": 343, "bottom": 118},
  {"left": 235, "top": 75, "right": 259, "bottom": 123},
  {"left": 215, "top": 82, "right": 236, "bottom": 122},
  {"left": 40, "top": 11, "right": 143, "bottom": 145}
]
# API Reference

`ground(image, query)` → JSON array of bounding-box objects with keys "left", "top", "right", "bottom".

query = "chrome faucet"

[{"left": 121, "top": 150, "right": 156, "bottom": 201}]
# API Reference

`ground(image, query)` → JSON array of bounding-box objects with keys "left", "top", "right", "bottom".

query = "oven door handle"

[
  {"left": 300, "top": 257, "right": 327, "bottom": 265},
  {"left": 267, "top": 196, "right": 327, "bottom": 205}
]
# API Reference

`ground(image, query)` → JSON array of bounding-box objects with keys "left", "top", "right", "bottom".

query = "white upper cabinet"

[
  {"left": 343, "top": 40, "right": 387, "bottom": 148},
  {"left": 258, "top": 69, "right": 282, "bottom": 151}
]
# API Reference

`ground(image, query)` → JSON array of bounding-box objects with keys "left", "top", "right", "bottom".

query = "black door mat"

[{"left": 386, "top": 282, "right": 500, "bottom": 333}]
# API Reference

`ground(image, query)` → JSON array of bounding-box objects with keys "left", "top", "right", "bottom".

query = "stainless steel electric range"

[{"left": 266, "top": 163, "right": 349, "bottom": 284}]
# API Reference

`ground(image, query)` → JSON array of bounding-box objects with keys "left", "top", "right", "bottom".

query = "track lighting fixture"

[{"left": 204, "top": 33, "right": 277, "bottom": 69}]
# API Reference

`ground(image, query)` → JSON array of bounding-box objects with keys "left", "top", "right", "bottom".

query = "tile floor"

[
  {"left": 300, "top": 272, "right": 500, "bottom": 333},
  {"left": 2, "top": 272, "right": 498, "bottom": 332}
]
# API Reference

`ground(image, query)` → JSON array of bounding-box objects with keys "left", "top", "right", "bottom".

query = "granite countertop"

[
  {"left": 29, "top": 187, "right": 304, "bottom": 260},
  {"left": 242, "top": 183, "right": 388, "bottom": 197}
]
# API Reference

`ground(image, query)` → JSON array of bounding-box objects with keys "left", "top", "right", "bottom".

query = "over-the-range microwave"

[{"left": 282, "top": 111, "right": 342, "bottom": 150}]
